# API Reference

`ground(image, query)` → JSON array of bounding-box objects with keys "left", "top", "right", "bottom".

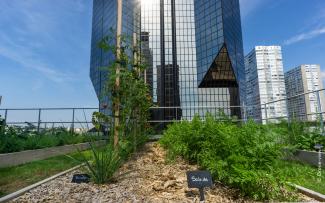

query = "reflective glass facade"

[
  {"left": 90, "top": 0, "right": 245, "bottom": 119},
  {"left": 90, "top": 0, "right": 140, "bottom": 112},
  {"left": 194, "top": 0, "right": 245, "bottom": 117}
]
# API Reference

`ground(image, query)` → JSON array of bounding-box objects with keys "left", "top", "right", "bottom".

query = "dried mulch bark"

[{"left": 12, "top": 142, "right": 315, "bottom": 203}]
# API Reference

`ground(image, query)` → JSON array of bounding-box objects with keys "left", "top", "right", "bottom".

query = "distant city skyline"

[
  {"left": 245, "top": 46, "right": 288, "bottom": 122},
  {"left": 0, "top": 0, "right": 325, "bottom": 109},
  {"left": 285, "top": 64, "right": 325, "bottom": 121}
]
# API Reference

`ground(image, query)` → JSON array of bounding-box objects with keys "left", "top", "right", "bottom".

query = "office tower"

[
  {"left": 90, "top": 0, "right": 140, "bottom": 113},
  {"left": 157, "top": 64, "right": 181, "bottom": 121},
  {"left": 245, "top": 46, "right": 288, "bottom": 123},
  {"left": 90, "top": 0, "right": 245, "bottom": 120},
  {"left": 285, "top": 65, "right": 325, "bottom": 121},
  {"left": 140, "top": 31, "right": 154, "bottom": 99}
]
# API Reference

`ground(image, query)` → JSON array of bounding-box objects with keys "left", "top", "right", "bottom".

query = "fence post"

[
  {"left": 37, "top": 108, "right": 41, "bottom": 133},
  {"left": 264, "top": 103, "right": 268, "bottom": 124},
  {"left": 71, "top": 108, "right": 75, "bottom": 133},
  {"left": 316, "top": 91, "right": 324, "bottom": 135},
  {"left": 4, "top": 109, "right": 8, "bottom": 125},
  {"left": 243, "top": 102, "right": 247, "bottom": 123},
  {"left": 285, "top": 98, "right": 290, "bottom": 126}
]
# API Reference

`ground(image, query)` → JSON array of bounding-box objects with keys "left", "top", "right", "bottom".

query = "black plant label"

[{"left": 72, "top": 174, "right": 90, "bottom": 183}]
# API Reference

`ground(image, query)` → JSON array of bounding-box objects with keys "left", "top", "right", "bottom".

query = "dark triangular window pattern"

[{"left": 199, "top": 45, "right": 238, "bottom": 88}]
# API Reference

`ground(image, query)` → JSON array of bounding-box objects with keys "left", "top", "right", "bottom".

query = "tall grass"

[
  {"left": 75, "top": 134, "right": 149, "bottom": 184},
  {"left": 77, "top": 143, "right": 121, "bottom": 184}
]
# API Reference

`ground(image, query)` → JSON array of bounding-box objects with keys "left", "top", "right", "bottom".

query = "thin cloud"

[
  {"left": 239, "top": 0, "right": 266, "bottom": 19},
  {"left": 0, "top": 46, "right": 73, "bottom": 83},
  {"left": 284, "top": 27, "right": 325, "bottom": 45},
  {"left": 0, "top": 33, "right": 73, "bottom": 83},
  {"left": 0, "top": 0, "right": 89, "bottom": 84}
]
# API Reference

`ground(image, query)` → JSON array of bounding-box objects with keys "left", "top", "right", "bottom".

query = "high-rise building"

[
  {"left": 285, "top": 65, "right": 325, "bottom": 121},
  {"left": 90, "top": 0, "right": 245, "bottom": 121},
  {"left": 90, "top": 0, "right": 141, "bottom": 113},
  {"left": 245, "top": 46, "right": 288, "bottom": 123},
  {"left": 157, "top": 64, "right": 182, "bottom": 121},
  {"left": 140, "top": 31, "right": 154, "bottom": 99}
]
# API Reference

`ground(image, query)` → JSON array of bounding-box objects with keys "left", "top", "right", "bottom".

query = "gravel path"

[{"left": 12, "top": 142, "right": 315, "bottom": 203}]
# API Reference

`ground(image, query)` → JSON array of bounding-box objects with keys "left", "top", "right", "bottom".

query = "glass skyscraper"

[
  {"left": 90, "top": 0, "right": 140, "bottom": 114},
  {"left": 90, "top": 0, "right": 245, "bottom": 120}
]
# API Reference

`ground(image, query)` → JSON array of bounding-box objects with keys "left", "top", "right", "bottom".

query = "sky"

[
  {"left": 241, "top": 0, "right": 325, "bottom": 76},
  {"left": 0, "top": 0, "right": 325, "bottom": 111},
  {"left": 0, "top": 0, "right": 96, "bottom": 109}
]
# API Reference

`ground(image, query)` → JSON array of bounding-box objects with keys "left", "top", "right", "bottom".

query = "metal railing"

[
  {"left": 262, "top": 89, "right": 325, "bottom": 121},
  {"left": 0, "top": 89, "right": 324, "bottom": 133},
  {"left": 0, "top": 107, "right": 98, "bottom": 133}
]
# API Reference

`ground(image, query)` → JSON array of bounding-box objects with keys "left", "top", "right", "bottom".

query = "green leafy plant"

[
  {"left": 73, "top": 32, "right": 151, "bottom": 185},
  {"left": 0, "top": 125, "right": 100, "bottom": 153},
  {"left": 273, "top": 119, "right": 325, "bottom": 151},
  {"left": 95, "top": 30, "right": 152, "bottom": 150},
  {"left": 160, "top": 115, "right": 296, "bottom": 201},
  {"left": 0, "top": 127, "right": 24, "bottom": 153}
]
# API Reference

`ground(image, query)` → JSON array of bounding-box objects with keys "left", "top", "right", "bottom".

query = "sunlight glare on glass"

[{"left": 141, "top": 0, "right": 153, "bottom": 6}]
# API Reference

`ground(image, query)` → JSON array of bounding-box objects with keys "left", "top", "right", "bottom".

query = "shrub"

[
  {"left": 0, "top": 126, "right": 24, "bottom": 153},
  {"left": 269, "top": 119, "right": 325, "bottom": 151},
  {"left": 160, "top": 115, "right": 294, "bottom": 200},
  {"left": 0, "top": 126, "right": 102, "bottom": 153}
]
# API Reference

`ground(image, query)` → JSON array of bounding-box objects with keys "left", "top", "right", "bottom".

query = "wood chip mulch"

[{"left": 12, "top": 142, "right": 315, "bottom": 203}]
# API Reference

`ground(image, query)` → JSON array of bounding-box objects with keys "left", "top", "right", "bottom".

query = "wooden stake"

[{"left": 114, "top": 0, "right": 123, "bottom": 148}]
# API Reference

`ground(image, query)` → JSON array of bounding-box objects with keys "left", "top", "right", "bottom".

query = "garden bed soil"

[{"left": 12, "top": 143, "right": 316, "bottom": 203}]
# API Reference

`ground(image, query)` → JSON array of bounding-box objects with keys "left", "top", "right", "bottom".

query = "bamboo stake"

[{"left": 114, "top": 0, "right": 123, "bottom": 148}]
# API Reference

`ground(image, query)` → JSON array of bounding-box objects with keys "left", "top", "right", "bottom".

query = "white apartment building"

[
  {"left": 245, "top": 46, "right": 288, "bottom": 123},
  {"left": 285, "top": 65, "right": 325, "bottom": 121}
]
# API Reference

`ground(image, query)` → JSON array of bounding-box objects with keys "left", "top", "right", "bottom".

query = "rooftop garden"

[{"left": 1, "top": 33, "right": 324, "bottom": 202}]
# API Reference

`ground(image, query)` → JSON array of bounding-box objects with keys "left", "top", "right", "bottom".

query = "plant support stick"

[{"left": 114, "top": 0, "right": 123, "bottom": 148}]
